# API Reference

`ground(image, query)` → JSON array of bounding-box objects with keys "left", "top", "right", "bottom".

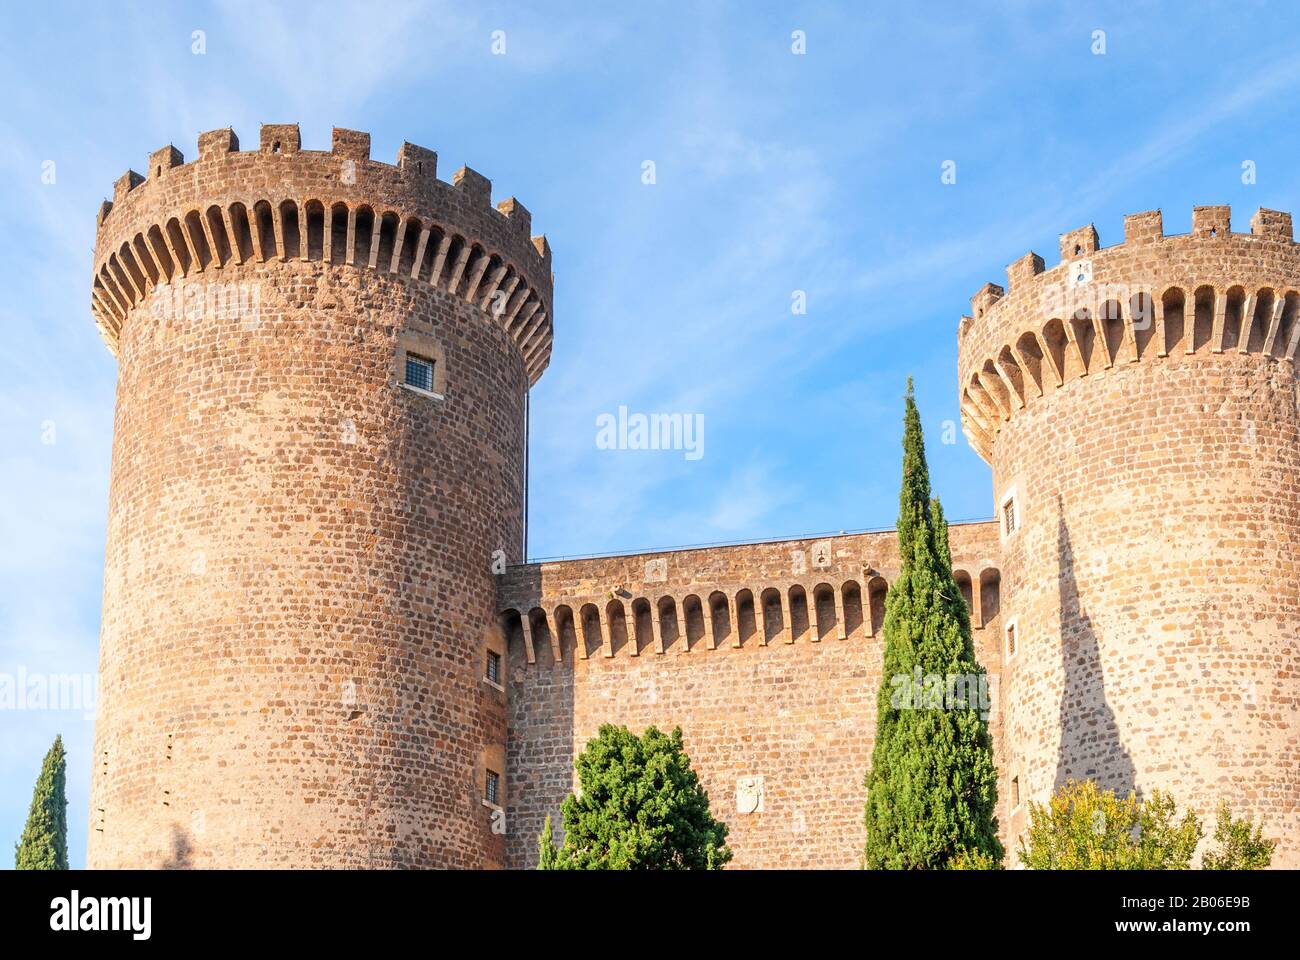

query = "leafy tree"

[
  {"left": 864, "top": 379, "right": 1003, "bottom": 869},
  {"left": 15, "top": 735, "right": 69, "bottom": 870},
  {"left": 1202, "top": 802, "right": 1276, "bottom": 870},
  {"left": 1020, "top": 779, "right": 1201, "bottom": 869},
  {"left": 538, "top": 724, "right": 731, "bottom": 869},
  {"left": 537, "top": 815, "right": 564, "bottom": 870}
]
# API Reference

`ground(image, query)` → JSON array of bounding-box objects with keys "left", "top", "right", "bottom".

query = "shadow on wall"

[
  {"left": 161, "top": 825, "right": 193, "bottom": 869},
  {"left": 1054, "top": 497, "right": 1137, "bottom": 797},
  {"left": 501, "top": 564, "right": 577, "bottom": 868}
]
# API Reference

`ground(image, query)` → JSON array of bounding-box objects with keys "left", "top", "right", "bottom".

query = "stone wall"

[{"left": 498, "top": 522, "right": 1004, "bottom": 868}]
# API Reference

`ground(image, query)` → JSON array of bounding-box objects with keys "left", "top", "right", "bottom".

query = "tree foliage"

[
  {"left": 537, "top": 724, "right": 731, "bottom": 870},
  {"left": 1021, "top": 780, "right": 1274, "bottom": 870},
  {"left": 864, "top": 380, "right": 1003, "bottom": 869},
  {"left": 15, "top": 735, "right": 68, "bottom": 870}
]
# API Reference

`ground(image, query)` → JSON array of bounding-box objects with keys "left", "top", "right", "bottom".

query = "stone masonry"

[{"left": 87, "top": 124, "right": 1298, "bottom": 868}]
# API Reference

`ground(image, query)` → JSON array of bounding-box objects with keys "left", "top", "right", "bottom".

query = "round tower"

[
  {"left": 958, "top": 205, "right": 1300, "bottom": 866},
  {"left": 87, "top": 124, "right": 552, "bottom": 868}
]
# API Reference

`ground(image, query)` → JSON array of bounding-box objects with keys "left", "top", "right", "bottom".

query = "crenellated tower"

[
  {"left": 959, "top": 206, "right": 1300, "bottom": 866},
  {"left": 87, "top": 124, "right": 552, "bottom": 868}
]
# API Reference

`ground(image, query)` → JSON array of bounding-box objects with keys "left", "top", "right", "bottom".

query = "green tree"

[
  {"left": 1202, "top": 802, "right": 1276, "bottom": 870},
  {"left": 1019, "top": 779, "right": 1201, "bottom": 869},
  {"left": 15, "top": 735, "right": 69, "bottom": 870},
  {"left": 537, "top": 815, "right": 565, "bottom": 870},
  {"left": 538, "top": 724, "right": 731, "bottom": 869},
  {"left": 864, "top": 380, "right": 1003, "bottom": 869}
]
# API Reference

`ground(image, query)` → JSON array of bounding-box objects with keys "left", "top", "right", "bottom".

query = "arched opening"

[
  {"left": 736, "top": 589, "right": 757, "bottom": 646},
  {"left": 867, "top": 576, "right": 889, "bottom": 636},
  {"left": 147, "top": 224, "right": 175, "bottom": 280},
  {"left": 131, "top": 235, "right": 159, "bottom": 287},
  {"left": 440, "top": 235, "right": 467, "bottom": 290},
  {"left": 1192, "top": 285, "right": 1216, "bottom": 352},
  {"left": 605, "top": 599, "right": 628, "bottom": 656},
  {"left": 1099, "top": 298, "right": 1124, "bottom": 364},
  {"left": 954, "top": 570, "right": 974, "bottom": 621},
  {"left": 760, "top": 588, "right": 784, "bottom": 644},
  {"left": 117, "top": 242, "right": 146, "bottom": 295},
  {"left": 1274, "top": 291, "right": 1300, "bottom": 359},
  {"left": 329, "top": 203, "right": 349, "bottom": 264},
  {"left": 579, "top": 603, "right": 603, "bottom": 658},
  {"left": 183, "top": 210, "right": 213, "bottom": 269},
  {"left": 1161, "top": 287, "right": 1186, "bottom": 354},
  {"left": 1223, "top": 286, "right": 1247, "bottom": 351},
  {"left": 708, "top": 591, "right": 731, "bottom": 648},
  {"left": 352, "top": 205, "right": 375, "bottom": 266},
  {"left": 632, "top": 598, "right": 654, "bottom": 655},
  {"left": 1014, "top": 332, "right": 1044, "bottom": 396},
  {"left": 788, "top": 586, "right": 810, "bottom": 642},
  {"left": 417, "top": 226, "right": 445, "bottom": 282},
  {"left": 376, "top": 211, "right": 400, "bottom": 270},
  {"left": 397, "top": 218, "right": 423, "bottom": 276},
  {"left": 1249, "top": 288, "right": 1275, "bottom": 354},
  {"left": 227, "top": 204, "right": 253, "bottom": 264},
  {"left": 554, "top": 605, "right": 577, "bottom": 661},
  {"left": 979, "top": 568, "right": 1001, "bottom": 626},
  {"left": 303, "top": 200, "right": 326, "bottom": 261},
  {"left": 166, "top": 217, "right": 192, "bottom": 274},
  {"left": 683, "top": 595, "right": 706, "bottom": 651},
  {"left": 277, "top": 200, "right": 300, "bottom": 260},
  {"left": 1130, "top": 292, "right": 1156, "bottom": 359},
  {"left": 1040, "top": 319, "right": 1068, "bottom": 384},
  {"left": 252, "top": 201, "right": 276, "bottom": 262},
  {"left": 204, "top": 206, "right": 232, "bottom": 267},
  {"left": 657, "top": 596, "right": 681, "bottom": 652},
  {"left": 527, "top": 608, "right": 554, "bottom": 667},
  {"left": 996, "top": 346, "right": 1025, "bottom": 405},
  {"left": 811, "top": 583, "right": 836, "bottom": 641},
  {"left": 840, "top": 580, "right": 864, "bottom": 639},
  {"left": 1067, "top": 308, "right": 1095, "bottom": 376}
]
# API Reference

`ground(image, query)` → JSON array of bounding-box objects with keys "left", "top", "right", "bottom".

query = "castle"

[{"left": 86, "top": 125, "right": 1300, "bottom": 869}]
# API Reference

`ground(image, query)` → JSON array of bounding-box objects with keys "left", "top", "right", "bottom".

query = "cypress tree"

[
  {"left": 15, "top": 735, "right": 69, "bottom": 870},
  {"left": 864, "top": 380, "right": 1003, "bottom": 868}
]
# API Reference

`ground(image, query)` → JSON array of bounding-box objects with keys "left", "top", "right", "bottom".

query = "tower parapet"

[
  {"left": 959, "top": 205, "right": 1300, "bottom": 867},
  {"left": 87, "top": 124, "right": 548, "bottom": 868},
  {"left": 91, "top": 124, "right": 553, "bottom": 382},
  {"left": 958, "top": 205, "right": 1299, "bottom": 461}
]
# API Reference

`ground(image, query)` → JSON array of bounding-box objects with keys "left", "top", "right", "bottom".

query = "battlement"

[
  {"left": 956, "top": 205, "right": 1300, "bottom": 462},
  {"left": 90, "top": 124, "right": 553, "bottom": 383},
  {"left": 496, "top": 523, "right": 1001, "bottom": 663}
]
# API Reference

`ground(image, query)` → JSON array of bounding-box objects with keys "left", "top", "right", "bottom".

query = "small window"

[
  {"left": 404, "top": 354, "right": 434, "bottom": 392},
  {"left": 1011, "top": 776, "right": 1021, "bottom": 810},
  {"left": 1002, "top": 496, "right": 1017, "bottom": 536},
  {"left": 1005, "top": 620, "right": 1018, "bottom": 659},
  {"left": 485, "top": 650, "right": 501, "bottom": 685},
  {"left": 485, "top": 769, "right": 500, "bottom": 805}
]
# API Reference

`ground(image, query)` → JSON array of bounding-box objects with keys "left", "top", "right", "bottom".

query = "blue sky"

[{"left": 3, "top": 1, "right": 1298, "bottom": 868}]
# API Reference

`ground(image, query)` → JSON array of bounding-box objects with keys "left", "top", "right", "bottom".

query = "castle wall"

[
  {"left": 498, "top": 522, "right": 1003, "bottom": 869},
  {"left": 959, "top": 206, "right": 1300, "bottom": 866},
  {"left": 88, "top": 126, "right": 546, "bottom": 868}
]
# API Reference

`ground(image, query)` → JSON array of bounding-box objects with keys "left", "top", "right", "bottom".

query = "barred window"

[
  {"left": 404, "top": 354, "right": 434, "bottom": 392},
  {"left": 486, "top": 650, "right": 501, "bottom": 685},
  {"left": 1002, "top": 496, "right": 1017, "bottom": 535},
  {"left": 485, "top": 769, "right": 500, "bottom": 805}
]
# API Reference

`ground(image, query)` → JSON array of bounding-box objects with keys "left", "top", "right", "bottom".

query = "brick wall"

[{"left": 499, "top": 523, "right": 1004, "bottom": 868}]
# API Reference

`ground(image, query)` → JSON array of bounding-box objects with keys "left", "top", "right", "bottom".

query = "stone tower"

[
  {"left": 87, "top": 124, "right": 551, "bottom": 868},
  {"left": 959, "top": 206, "right": 1300, "bottom": 866}
]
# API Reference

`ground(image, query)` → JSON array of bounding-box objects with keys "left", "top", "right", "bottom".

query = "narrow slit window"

[
  {"left": 1006, "top": 621, "right": 1017, "bottom": 659},
  {"left": 485, "top": 769, "right": 500, "bottom": 805},
  {"left": 486, "top": 650, "right": 501, "bottom": 685},
  {"left": 1002, "top": 495, "right": 1017, "bottom": 536},
  {"left": 404, "top": 354, "right": 434, "bottom": 392},
  {"left": 1011, "top": 776, "right": 1021, "bottom": 810}
]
